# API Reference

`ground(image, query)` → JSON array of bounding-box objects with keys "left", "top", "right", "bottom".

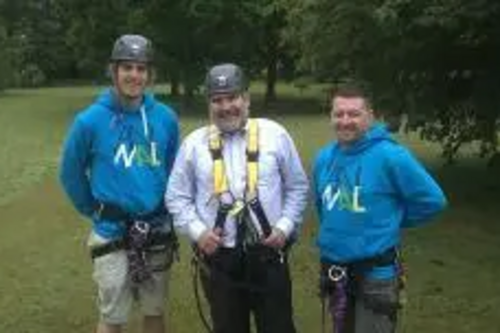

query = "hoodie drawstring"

[{"left": 140, "top": 105, "right": 149, "bottom": 140}]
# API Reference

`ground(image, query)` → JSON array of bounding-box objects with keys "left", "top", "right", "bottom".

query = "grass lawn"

[{"left": 0, "top": 85, "right": 499, "bottom": 332}]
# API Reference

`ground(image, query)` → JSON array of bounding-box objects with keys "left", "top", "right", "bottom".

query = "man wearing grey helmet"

[
  {"left": 166, "top": 63, "right": 309, "bottom": 333},
  {"left": 59, "top": 34, "right": 179, "bottom": 333}
]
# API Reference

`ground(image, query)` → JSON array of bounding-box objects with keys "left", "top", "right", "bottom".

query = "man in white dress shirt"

[{"left": 166, "top": 63, "right": 309, "bottom": 333}]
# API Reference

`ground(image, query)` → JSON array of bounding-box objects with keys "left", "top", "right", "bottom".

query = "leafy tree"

[
  {"left": 286, "top": 0, "right": 500, "bottom": 164},
  {"left": 0, "top": 24, "right": 12, "bottom": 90}
]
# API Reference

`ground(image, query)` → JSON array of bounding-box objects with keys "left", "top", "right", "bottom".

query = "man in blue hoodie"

[
  {"left": 313, "top": 81, "right": 446, "bottom": 333},
  {"left": 59, "top": 35, "right": 179, "bottom": 333}
]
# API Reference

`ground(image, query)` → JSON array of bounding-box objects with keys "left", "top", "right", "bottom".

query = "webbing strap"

[
  {"left": 209, "top": 119, "right": 259, "bottom": 196},
  {"left": 209, "top": 119, "right": 271, "bottom": 238},
  {"left": 248, "top": 196, "right": 272, "bottom": 236},
  {"left": 209, "top": 125, "right": 228, "bottom": 195},
  {"left": 90, "top": 232, "right": 177, "bottom": 260},
  {"left": 246, "top": 119, "right": 259, "bottom": 197}
]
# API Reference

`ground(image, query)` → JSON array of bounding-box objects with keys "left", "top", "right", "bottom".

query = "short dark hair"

[{"left": 330, "top": 79, "right": 372, "bottom": 109}]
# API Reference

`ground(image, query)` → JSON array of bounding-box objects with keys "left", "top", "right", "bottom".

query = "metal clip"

[
  {"left": 229, "top": 199, "right": 246, "bottom": 217},
  {"left": 134, "top": 221, "right": 150, "bottom": 235},
  {"left": 278, "top": 250, "right": 284, "bottom": 264},
  {"left": 327, "top": 265, "right": 347, "bottom": 282}
]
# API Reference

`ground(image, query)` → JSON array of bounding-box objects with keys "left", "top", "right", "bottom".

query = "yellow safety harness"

[
  {"left": 208, "top": 119, "right": 271, "bottom": 235},
  {"left": 209, "top": 118, "right": 259, "bottom": 197}
]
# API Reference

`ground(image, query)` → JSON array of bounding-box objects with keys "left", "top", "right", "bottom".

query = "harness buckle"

[
  {"left": 327, "top": 264, "right": 347, "bottom": 282},
  {"left": 128, "top": 221, "right": 151, "bottom": 250},
  {"left": 229, "top": 199, "right": 246, "bottom": 217}
]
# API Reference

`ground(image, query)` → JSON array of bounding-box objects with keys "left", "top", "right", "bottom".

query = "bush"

[{"left": 14, "top": 64, "right": 47, "bottom": 88}]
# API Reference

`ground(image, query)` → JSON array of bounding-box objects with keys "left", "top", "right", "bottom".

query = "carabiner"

[
  {"left": 134, "top": 221, "right": 150, "bottom": 234},
  {"left": 327, "top": 265, "right": 347, "bottom": 282}
]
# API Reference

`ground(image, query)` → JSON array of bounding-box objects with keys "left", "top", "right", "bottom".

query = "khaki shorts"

[{"left": 88, "top": 231, "right": 170, "bottom": 325}]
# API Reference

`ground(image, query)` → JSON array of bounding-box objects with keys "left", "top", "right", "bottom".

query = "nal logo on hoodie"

[
  {"left": 322, "top": 184, "right": 366, "bottom": 213},
  {"left": 113, "top": 142, "right": 161, "bottom": 168}
]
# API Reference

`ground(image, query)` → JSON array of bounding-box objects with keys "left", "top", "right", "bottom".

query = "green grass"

[{"left": 1, "top": 85, "right": 500, "bottom": 332}]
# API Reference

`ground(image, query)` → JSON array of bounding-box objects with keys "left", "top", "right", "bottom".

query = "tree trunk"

[
  {"left": 265, "top": 54, "right": 278, "bottom": 104},
  {"left": 169, "top": 70, "right": 181, "bottom": 97}
]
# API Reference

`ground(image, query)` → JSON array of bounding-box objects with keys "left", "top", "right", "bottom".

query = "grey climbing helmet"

[
  {"left": 205, "top": 63, "right": 248, "bottom": 96},
  {"left": 110, "top": 34, "right": 153, "bottom": 64}
]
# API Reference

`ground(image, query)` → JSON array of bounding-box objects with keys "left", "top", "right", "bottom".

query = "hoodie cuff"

[
  {"left": 275, "top": 217, "right": 295, "bottom": 239},
  {"left": 188, "top": 219, "right": 208, "bottom": 243}
]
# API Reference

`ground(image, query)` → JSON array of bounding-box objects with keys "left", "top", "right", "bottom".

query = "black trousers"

[{"left": 200, "top": 246, "right": 296, "bottom": 333}]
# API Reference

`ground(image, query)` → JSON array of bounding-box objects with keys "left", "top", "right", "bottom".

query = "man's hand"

[
  {"left": 197, "top": 228, "right": 222, "bottom": 255},
  {"left": 261, "top": 227, "right": 287, "bottom": 249}
]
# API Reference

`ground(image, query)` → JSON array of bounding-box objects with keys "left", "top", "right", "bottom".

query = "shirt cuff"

[
  {"left": 188, "top": 219, "right": 208, "bottom": 242},
  {"left": 274, "top": 217, "right": 295, "bottom": 238}
]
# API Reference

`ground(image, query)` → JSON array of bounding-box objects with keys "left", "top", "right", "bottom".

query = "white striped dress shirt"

[{"left": 166, "top": 118, "right": 309, "bottom": 247}]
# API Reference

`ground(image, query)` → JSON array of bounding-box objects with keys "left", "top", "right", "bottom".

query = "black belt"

[
  {"left": 94, "top": 201, "right": 167, "bottom": 223},
  {"left": 90, "top": 232, "right": 175, "bottom": 260},
  {"left": 321, "top": 247, "right": 397, "bottom": 273}
]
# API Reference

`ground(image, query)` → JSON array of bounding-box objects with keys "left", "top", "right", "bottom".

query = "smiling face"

[
  {"left": 209, "top": 92, "right": 250, "bottom": 133},
  {"left": 330, "top": 95, "right": 374, "bottom": 146},
  {"left": 112, "top": 61, "right": 150, "bottom": 103}
]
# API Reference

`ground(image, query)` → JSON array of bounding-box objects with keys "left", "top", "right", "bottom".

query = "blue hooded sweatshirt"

[
  {"left": 59, "top": 89, "right": 180, "bottom": 239},
  {"left": 313, "top": 123, "right": 446, "bottom": 278}
]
